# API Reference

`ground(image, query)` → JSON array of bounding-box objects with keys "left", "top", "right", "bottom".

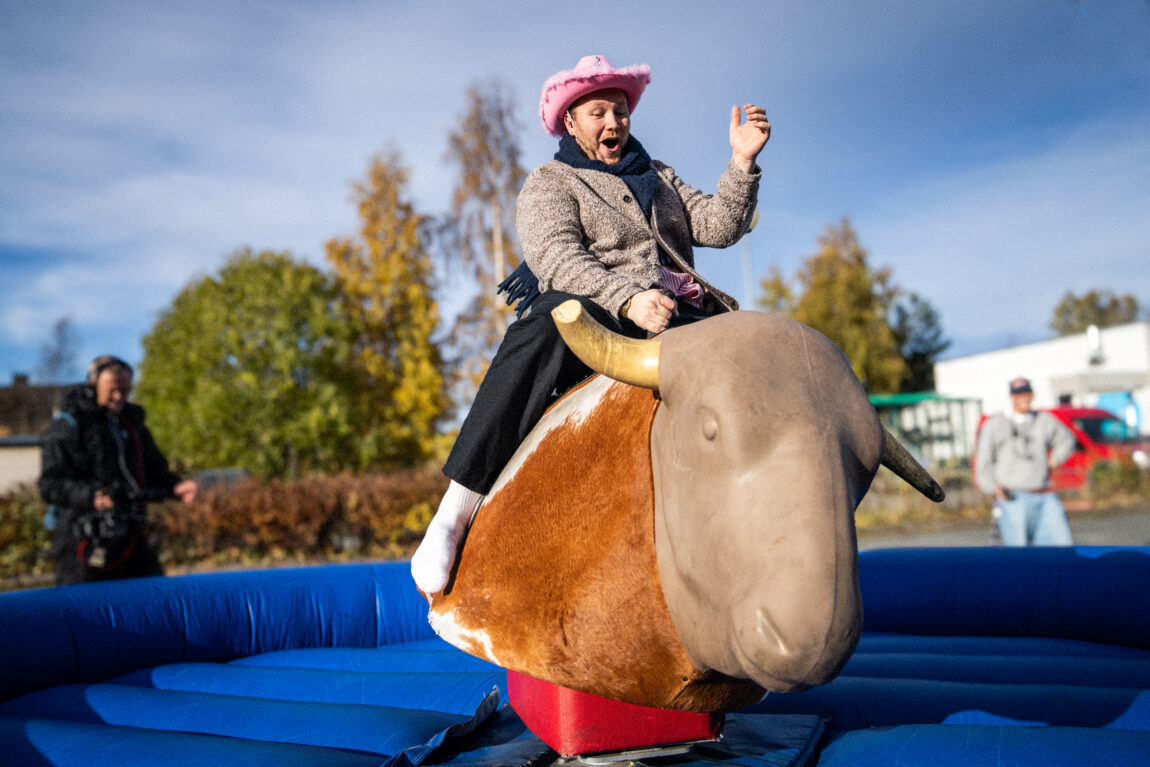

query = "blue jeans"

[{"left": 995, "top": 490, "right": 1073, "bottom": 546}]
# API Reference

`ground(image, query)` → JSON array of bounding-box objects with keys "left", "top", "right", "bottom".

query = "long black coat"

[{"left": 38, "top": 385, "right": 181, "bottom": 583}]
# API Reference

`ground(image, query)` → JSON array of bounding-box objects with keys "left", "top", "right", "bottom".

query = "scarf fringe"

[{"left": 497, "top": 263, "right": 541, "bottom": 319}]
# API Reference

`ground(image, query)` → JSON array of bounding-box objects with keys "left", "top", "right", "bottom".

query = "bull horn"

[
  {"left": 881, "top": 426, "right": 946, "bottom": 502},
  {"left": 551, "top": 300, "right": 661, "bottom": 390}
]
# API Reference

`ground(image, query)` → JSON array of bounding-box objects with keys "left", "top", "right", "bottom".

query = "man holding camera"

[{"left": 39, "top": 355, "right": 197, "bottom": 585}]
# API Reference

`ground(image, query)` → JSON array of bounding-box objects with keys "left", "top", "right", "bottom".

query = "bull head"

[
  {"left": 426, "top": 303, "right": 942, "bottom": 712},
  {"left": 551, "top": 301, "right": 942, "bottom": 693}
]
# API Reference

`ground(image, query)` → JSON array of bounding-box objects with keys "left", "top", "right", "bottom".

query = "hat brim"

[{"left": 539, "top": 63, "right": 651, "bottom": 137}]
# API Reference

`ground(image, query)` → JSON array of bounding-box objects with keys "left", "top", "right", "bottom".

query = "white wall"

[{"left": 0, "top": 446, "right": 41, "bottom": 494}]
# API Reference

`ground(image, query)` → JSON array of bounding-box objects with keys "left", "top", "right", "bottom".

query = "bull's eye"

[{"left": 702, "top": 415, "right": 719, "bottom": 441}]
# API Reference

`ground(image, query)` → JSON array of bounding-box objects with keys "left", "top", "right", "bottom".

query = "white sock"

[{"left": 411, "top": 481, "right": 484, "bottom": 593}]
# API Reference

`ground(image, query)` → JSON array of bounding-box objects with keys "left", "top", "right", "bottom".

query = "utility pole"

[{"left": 741, "top": 209, "right": 761, "bottom": 308}]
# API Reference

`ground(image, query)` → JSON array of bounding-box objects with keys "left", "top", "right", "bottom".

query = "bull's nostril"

[
  {"left": 753, "top": 607, "right": 790, "bottom": 657},
  {"left": 735, "top": 605, "right": 829, "bottom": 690}
]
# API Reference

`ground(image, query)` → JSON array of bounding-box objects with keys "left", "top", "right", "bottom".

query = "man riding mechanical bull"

[
  {"left": 411, "top": 55, "right": 942, "bottom": 710},
  {"left": 412, "top": 54, "right": 772, "bottom": 594}
]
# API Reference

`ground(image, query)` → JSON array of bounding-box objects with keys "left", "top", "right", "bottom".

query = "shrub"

[
  {"left": 0, "top": 482, "right": 52, "bottom": 581},
  {"left": 1, "top": 469, "right": 447, "bottom": 586},
  {"left": 854, "top": 465, "right": 987, "bottom": 532},
  {"left": 157, "top": 468, "right": 447, "bottom": 569},
  {"left": 1087, "top": 460, "right": 1148, "bottom": 502}
]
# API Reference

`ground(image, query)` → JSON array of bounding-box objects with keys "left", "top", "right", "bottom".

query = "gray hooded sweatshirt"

[{"left": 975, "top": 410, "right": 1077, "bottom": 494}]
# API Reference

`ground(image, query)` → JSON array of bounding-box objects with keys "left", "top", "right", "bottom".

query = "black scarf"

[{"left": 554, "top": 134, "right": 658, "bottom": 219}]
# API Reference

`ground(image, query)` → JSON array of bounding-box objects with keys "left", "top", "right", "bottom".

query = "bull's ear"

[
  {"left": 551, "top": 300, "right": 661, "bottom": 390},
  {"left": 881, "top": 427, "right": 946, "bottom": 502}
]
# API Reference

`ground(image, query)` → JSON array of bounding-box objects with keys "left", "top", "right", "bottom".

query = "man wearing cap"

[
  {"left": 412, "top": 55, "right": 770, "bottom": 592},
  {"left": 974, "top": 377, "right": 1077, "bottom": 546}
]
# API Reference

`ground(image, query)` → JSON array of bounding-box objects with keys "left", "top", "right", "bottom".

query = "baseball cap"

[{"left": 1009, "top": 377, "right": 1033, "bottom": 395}]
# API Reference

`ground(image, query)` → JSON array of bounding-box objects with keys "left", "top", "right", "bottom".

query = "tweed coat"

[{"left": 515, "top": 158, "right": 760, "bottom": 319}]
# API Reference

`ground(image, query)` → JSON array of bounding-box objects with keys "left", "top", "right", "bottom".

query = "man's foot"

[{"left": 411, "top": 482, "right": 483, "bottom": 593}]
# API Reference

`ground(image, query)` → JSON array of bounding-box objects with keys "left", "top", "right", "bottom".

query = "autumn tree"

[
  {"left": 325, "top": 151, "right": 449, "bottom": 467},
  {"left": 1050, "top": 289, "right": 1141, "bottom": 336},
  {"left": 136, "top": 249, "right": 357, "bottom": 477},
  {"left": 441, "top": 79, "right": 527, "bottom": 398},
  {"left": 757, "top": 264, "right": 794, "bottom": 315},
  {"left": 759, "top": 219, "right": 907, "bottom": 393}
]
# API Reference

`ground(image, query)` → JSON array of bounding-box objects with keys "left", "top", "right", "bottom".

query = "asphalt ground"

[{"left": 857, "top": 503, "right": 1150, "bottom": 550}]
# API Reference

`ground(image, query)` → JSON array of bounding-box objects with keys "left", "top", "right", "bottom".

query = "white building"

[
  {"left": 934, "top": 321, "right": 1150, "bottom": 454},
  {"left": 0, "top": 435, "right": 41, "bottom": 494}
]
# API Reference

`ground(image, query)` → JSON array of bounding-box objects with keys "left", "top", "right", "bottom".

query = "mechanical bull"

[{"left": 425, "top": 301, "right": 943, "bottom": 712}]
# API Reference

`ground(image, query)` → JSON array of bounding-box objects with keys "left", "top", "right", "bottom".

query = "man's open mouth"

[{"left": 601, "top": 137, "right": 620, "bottom": 150}]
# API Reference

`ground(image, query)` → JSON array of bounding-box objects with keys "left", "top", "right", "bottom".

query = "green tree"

[
  {"left": 1050, "top": 289, "right": 1141, "bottom": 336},
  {"left": 326, "top": 151, "right": 449, "bottom": 467},
  {"left": 136, "top": 249, "right": 357, "bottom": 478},
  {"left": 892, "top": 291, "right": 950, "bottom": 392},
  {"left": 759, "top": 219, "right": 907, "bottom": 393},
  {"left": 442, "top": 79, "right": 526, "bottom": 398}
]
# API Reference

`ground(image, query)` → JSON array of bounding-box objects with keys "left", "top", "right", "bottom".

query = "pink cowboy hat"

[{"left": 539, "top": 55, "right": 652, "bottom": 137}]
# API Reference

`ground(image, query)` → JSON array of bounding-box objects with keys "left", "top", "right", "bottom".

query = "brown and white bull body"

[{"left": 426, "top": 305, "right": 940, "bottom": 712}]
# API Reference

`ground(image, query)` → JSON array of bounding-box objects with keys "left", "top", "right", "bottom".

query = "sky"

[{"left": 2, "top": 0, "right": 1148, "bottom": 385}]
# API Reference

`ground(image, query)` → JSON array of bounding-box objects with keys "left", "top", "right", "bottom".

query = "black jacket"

[{"left": 39, "top": 384, "right": 181, "bottom": 530}]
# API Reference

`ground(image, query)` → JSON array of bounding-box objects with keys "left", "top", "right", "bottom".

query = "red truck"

[{"left": 974, "top": 406, "right": 1150, "bottom": 492}]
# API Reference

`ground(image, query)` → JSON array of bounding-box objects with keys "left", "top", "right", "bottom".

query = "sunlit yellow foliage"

[{"left": 325, "top": 152, "right": 448, "bottom": 468}]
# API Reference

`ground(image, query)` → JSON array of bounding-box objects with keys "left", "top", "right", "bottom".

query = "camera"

[{"left": 73, "top": 482, "right": 170, "bottom": 568}]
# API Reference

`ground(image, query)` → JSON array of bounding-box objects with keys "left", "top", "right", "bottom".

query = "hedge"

[{"left": 0, "top": 468, "right": 447, "bottom": 585}]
